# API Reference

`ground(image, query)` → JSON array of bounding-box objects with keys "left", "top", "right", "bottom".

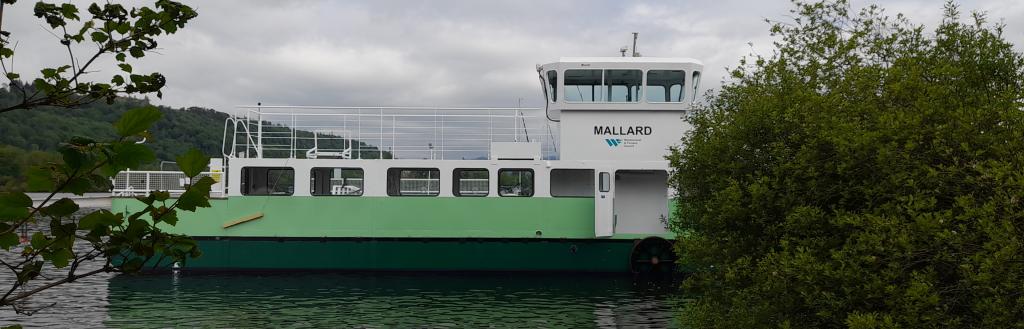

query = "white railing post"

[
  {"left": 256, "top": 108, "right": 263, "bottom": 158},
  {"left": 379, "top": 107, "right": 384, "bottom": 159}
]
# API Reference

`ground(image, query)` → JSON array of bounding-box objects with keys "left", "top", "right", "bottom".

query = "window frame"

[
  {"left": 546, "top": 70, "right": 558, "bottom": 103},
  {"left": 599, "top": 172, "right": 611, "bottom": 192},
  {"left": 452, "top": 168, "right": 489, "bottom": 197},
  {"left": 387, "top": 167, "right": 441, "bottom": 197},
  {"left": 310, "top": 167, "right": 364, "bottom": 196},
  {"left": 240, "top": 166, "right": 295, "bottom": 196},
  {"left": 603, "top": 69, "right": 643, "bottom": 103},
  {"left": 564, "top": 69, "right": 605, "bottom": 103},
  {"left": 645, "top": 69, "right": 687, "bottom": 103},
  {"left": 549, "top": 168, "right": 595, "bottom": 198},
  {"left": 497, "top": 168, "right": 535, "bottom": 197}
]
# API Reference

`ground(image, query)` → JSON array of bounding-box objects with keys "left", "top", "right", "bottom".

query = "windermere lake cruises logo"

[{"left": 595, "top": 125, "right": 650, "bottom": 148}]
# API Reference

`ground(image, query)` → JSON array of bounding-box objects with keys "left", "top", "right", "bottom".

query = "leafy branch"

[
  {"left": 0, "top": 107, "right": 214, "bottom": 314},
  {"left": 0, "top": 0, "right": 197, "bottom": 114}
]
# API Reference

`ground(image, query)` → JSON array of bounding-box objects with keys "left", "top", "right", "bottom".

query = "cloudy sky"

[{"left": 3, "top": 0, "right": 1023, "bottom": 114}]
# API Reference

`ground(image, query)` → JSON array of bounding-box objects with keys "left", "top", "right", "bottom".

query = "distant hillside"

[{"left": 0, "top": 86, "right": 387, "bottom": 190}]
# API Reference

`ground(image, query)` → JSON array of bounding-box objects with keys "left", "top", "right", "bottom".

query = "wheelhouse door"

[{"left": 595, "top": 170, "right": 614, "bottom": 237}]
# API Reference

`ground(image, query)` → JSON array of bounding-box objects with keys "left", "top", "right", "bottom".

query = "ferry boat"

[{"left": 111, "top": 57, "right": 703, "bottom": 273}]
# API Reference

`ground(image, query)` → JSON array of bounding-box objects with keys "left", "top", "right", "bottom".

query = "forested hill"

[
  {"left": 0, "top": 89, "right": 226, "bottom": 162},
  {"left": 0, "top": 87, "right": 385, "bottom": 190}
]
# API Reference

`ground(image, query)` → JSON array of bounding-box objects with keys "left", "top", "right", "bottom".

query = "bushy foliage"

[{"left": 669, "top": 1, "right": 1024, "bottom": 328}]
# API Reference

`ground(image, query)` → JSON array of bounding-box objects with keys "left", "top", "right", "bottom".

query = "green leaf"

[
  {"left": 79, "top": 210, "right": 123, "bottom": 230},
  {"left": 63, "top": 176, "right": 94, "bottom": 195},
  {"left": 177, "top": 176, "right": 214, "bottom": 211},
  {"left": 111, "top": 75, "right": 125, "bottom": 85},
  {"left": 90, "top": 31, "right": 108, "bottom": 43},
  {"left": 57, "top": 143, "right": 90, "bottom": 169},
  {"left": 153, "top": 190, "right": 170, "bottom": 202},
  {"left": 176, "top": 148, "right": 209, "bottom": 177},
  {"left": 0, "top": 47, "right": 13, "bottom": 58},
  {"left": 17, "top": 260, "right": 43, "bottom": 283},
  {"left": 161, "top": 209, "right": 179, "bottom": 226},
  {"left": 115, "top": 52, "right": 126, "bottom": 62},
  {"left": 114, "top": 106, "right": 162, "bottom": 137},
  {"left": 30, "top": 232, "right": 47, "bottom": 250},
  {"left": 46, "top": 248, "right": 72, "bottom": 268},
  {"left": 118, "top": 63, "right": 132, "bottom": 73},
  {"left": 0, "top": 231, "right": 19, "bottom": 250},
  {"left": 59, "top": 3, "right": 78, "bottom": 20},
  {"left": 109, "top": 142, "right": 155, "bottom": 170},
  {"left": 41, "top": 198, "right": 79, "bottom": 217},
  {"left": 0, "top": 192, "right": 32, "bottom": 221},
  {"left": 5, "top": 72, "right": 19, "bottom": 80}
]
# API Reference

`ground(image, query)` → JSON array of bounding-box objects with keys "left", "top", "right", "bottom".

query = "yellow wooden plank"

[{"left": 222, "top": 212, "right": 264, "bottom": 229}]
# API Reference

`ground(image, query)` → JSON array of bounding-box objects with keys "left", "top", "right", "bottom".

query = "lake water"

[{"left": 1, "top": 271, "right": 681, "bottom": 328}]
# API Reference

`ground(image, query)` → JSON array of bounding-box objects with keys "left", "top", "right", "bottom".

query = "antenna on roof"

[{"left": 631, "top": 32, "right": 639, "bottom": 57}]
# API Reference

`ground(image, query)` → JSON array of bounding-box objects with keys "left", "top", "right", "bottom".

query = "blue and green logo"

[{"left": 605, "top": 138, "right": 622, "bottom": 147}]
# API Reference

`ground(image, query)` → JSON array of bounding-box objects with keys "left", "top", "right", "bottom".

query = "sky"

[{"left": 3, "top": 0, "right": 1023, "bottom": 114}]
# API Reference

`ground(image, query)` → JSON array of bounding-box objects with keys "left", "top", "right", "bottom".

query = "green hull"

[
  {"left": 113, "top": 197, "right": 672, "bottom": 272},
  {"left": 178, "top": 237, "right": 637, "bottom": 272}
]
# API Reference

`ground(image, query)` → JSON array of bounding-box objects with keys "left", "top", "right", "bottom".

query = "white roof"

[{"left": 557, "top": 57, "right": 702, "bottom": 65}]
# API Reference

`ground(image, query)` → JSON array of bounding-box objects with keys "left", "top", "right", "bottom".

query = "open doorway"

[{"left": 613, "top": 170, "right": 669, "bottom": 234}]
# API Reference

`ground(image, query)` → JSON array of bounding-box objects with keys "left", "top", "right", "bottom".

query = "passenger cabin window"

[
  {"left": 646, "top": 70, "right": 686, "bottom": 102},
  {"left": 310, "top": 167, "right": 363, "bottom": 196},
  {"left": 550, "top": 169, "right": 594, "bottom": 197},
  {"left": 453, "top": 168, "right": 488, "bottom": 196},
  {"left": 241, "top": 167, "right": 294, "bottom": 196},
  {"left": 564, "top": 69, "right": 604, "bottom": 102},
  {"left": 498, "top": 169, "right": 533, "bottom": 197},
  {"left": 546, "top": 70, "right": 558, "bottom": 102},
  {"left": 388, "top": 168, "right": 440, "bottom": 196},
  {"left": 605, "top": 70, "right": 642, "bottom": 102}
]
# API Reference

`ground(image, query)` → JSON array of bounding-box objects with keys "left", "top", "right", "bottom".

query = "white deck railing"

[
  {"left": 111, "top": 171, "right": 226, "bottom": 198},
  {"left": 223, "top": 106, "right": 559, "bottom": 161}
]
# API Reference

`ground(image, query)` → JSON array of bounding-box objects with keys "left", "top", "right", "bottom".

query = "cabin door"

[{"left": 595, "top": 170, "right": 614, "bottom": 237}]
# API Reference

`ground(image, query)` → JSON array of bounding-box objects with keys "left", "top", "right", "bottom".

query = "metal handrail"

[{"left": 226, "top": 106, "right": 557, "bottom": 160}]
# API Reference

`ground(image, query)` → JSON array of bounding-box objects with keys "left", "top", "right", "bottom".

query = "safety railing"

[
  {"left": 111, "top": 170, "right": 226, "bottom": 198},
  {"left": 457, "top": 179, "right": 489, "bottom": 196},
  {"left": 223, "top": 106, "right": 560, "bottom": 161},
  {"left": 398, "top": 178, "right": 440, "bottom": 195}
]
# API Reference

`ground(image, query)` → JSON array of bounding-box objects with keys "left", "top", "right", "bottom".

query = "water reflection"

[{"left": 105, "top": 272, "right": 680, "bottom": 328}]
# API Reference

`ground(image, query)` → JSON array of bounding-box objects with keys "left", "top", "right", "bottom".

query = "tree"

[
  {"left": 0, "top": 0, "right": 196, "bottom": 113},
  {"left": 0, "top": 0, "right": 207, "bottom": 319},
  {"left": 669, "top": 1, "right": 1024, "bottom": 328}
]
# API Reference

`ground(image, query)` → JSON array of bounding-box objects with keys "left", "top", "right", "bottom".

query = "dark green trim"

[{"left": 176, "top": 237, "right": 639, "bottom": 272}]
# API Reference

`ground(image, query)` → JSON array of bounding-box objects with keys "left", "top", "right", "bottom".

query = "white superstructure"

[{"left": 113, "top": 57, "right": 704, "bottom": 239}]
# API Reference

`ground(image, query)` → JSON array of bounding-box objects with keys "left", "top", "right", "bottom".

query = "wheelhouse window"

[
  {"left": 565, "top": 69, "right": 604, "bottom": 102},
  {"left": 388, "top": 168, "right": 440, "bottom": 196},
  {"left": 646, "top": 70, "right": 686, "bottom": 103},
  {"left": 241, "top": 167, "right": 294, "bottom": 196},
  {"left": 498, "top": 169, "right": 533, "bottom": 197},
  {"left": 599, "top": 172, "right": 611, "bottom": 192},
  {"left": 605, "top": 70, "right": 642, "bottom": 102},
  {"left": 311, "top": 167, "right": 363, "bottom": 196},
  {"left": 692, "top": 71, "right": 701, "bottom": 102},
  {"left": 550, "top": 169, "right": 594, "bottom": 197},
  {"left": 453, "top": 168, "right": 488, "bottom": 197},
  {"left": 546, "top": 70, "right": 558, "bottom": 102}
]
